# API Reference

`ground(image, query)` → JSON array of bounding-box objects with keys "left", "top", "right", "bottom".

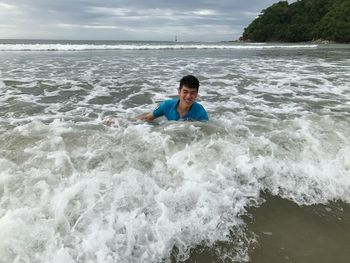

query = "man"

[{"left": 139, "top": 75, "right": 208, "bottom": 122}]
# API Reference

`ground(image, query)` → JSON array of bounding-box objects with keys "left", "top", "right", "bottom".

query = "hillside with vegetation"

[{"left": 240, "top": 0, "right": 350, "bottom": 43}]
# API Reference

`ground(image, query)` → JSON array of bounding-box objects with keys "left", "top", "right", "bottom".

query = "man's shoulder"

[
  {"left": 192, "top": 101, "right": 206, "bottom": 111},
  {"left": 192, "top": 101, "right": 208, "bottom": 120},
  {"left": 162, "top": 99, "right": 178, "bottom": 107}
]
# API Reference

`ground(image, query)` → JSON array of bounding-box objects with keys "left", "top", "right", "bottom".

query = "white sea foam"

[
  {"left": 0, "top": 43, "right": 318, "bottom": 51},
  {"left": 0, "top": 43, "right": 349, "bottom": 262},
  {"left": 1, "top": 111, "right": 350, "bottom": 262},
  {"left": 0, "top": 80, "right": 5, "bottom": 90}
]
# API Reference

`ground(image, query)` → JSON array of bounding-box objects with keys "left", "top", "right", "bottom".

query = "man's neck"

[{"left": 177, "top": 100, "right": 192, "bottom": 117}]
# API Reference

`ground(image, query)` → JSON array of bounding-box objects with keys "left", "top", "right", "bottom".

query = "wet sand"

[
  {"left": 180, "top": 194, "right": 350, "bottom": 263},
  {"left": 248, "top": 195, "right": 350, "bottom": 263}
]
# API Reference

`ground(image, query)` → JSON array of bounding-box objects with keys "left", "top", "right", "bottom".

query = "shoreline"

[
  {"left": 173, "top": 194, "right": 350, "bottom": 263},
  {"left": 228, "top": 39, "right": 344, "bottom": 44}
]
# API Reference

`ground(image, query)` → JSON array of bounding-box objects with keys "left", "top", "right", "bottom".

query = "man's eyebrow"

[{"left": 183, "top": 88, "right": 197, "bottom": 92}]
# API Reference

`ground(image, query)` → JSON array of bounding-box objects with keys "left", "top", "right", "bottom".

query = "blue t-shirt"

[{"left": 153, "top": 99, "right": 208, "bottom": 121}]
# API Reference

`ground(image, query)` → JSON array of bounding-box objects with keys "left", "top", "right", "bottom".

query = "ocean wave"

[
  {"left": 0, "top": 114, "right": 349, "bottom": 262},
  {"left": 0, "top": 43, "right": 318, "bottom": 51},
  {"left": 1, "top": 43, "right": 349, "bottom": 263}
]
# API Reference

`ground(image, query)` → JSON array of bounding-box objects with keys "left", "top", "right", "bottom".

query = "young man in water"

[{"left": 139, "top": 75, "right": 208, "bottom": 122}]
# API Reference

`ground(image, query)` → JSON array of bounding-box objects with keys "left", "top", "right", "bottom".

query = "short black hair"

[{"left": 179, "top": 75, "right": 200, "bottom": 91}]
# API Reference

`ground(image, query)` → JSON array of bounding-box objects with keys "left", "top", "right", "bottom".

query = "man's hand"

[
  {"left": 137, "top": 113, "right": 155, "bottom": 122},
  {"left": 103, "top": 116, "right": 116, "bottom": 126}
]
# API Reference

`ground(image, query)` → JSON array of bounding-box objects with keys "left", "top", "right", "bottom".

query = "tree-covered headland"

[{"left": 240, "top": 0, "right": 350, "bottom": 43}]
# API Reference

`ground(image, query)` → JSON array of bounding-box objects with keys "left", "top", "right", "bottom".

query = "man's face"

[{"left": 178, "top": 85, "right": 198, "bottom": 107}]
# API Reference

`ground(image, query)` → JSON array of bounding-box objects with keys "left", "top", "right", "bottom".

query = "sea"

[{"left": 0, "top": 39, "right": 349, "bottom": 263}]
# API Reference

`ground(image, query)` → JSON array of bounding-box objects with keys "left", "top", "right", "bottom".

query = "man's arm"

[
  {"left": 137, "top": 100, "right": 166, "bottom": 121},
  {"left": 137, "top": 113, "right": 155, "bottom": 121},
  {"left": 197, "top": 104, "right": 209, "bottom": 121}
]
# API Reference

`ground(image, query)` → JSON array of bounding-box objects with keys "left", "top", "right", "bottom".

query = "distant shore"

[{"left": 227, "top": 39, "right": 340, "bottom": 44}]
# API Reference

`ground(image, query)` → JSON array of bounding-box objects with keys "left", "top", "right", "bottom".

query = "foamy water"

[
  {"left": 0, "top": 42, "right": 317, "bottom": 51},
  {"left": 0, "top": 41, "right": 349, "bottom": 262}
]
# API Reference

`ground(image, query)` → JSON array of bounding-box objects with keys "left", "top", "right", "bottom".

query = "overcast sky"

[{"left": 0, "top": 0, "right": 290, "bottom": 41}]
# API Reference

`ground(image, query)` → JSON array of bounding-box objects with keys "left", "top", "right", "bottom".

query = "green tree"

[
  {"left": 240, "top": 0, "right": 350, "bottom": 43},
  {"left": 314, "top": 1, "right": 350, "bottom": 42},
  {"left": 242, "top": 1, "right": 290, "bottom": 42}
]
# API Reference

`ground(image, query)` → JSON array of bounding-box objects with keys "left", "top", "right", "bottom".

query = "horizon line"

[{"left": 0, "top": 37, "right": 237, "bottom": 43}]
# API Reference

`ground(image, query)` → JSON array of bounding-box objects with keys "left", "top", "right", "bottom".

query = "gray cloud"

[{"left": 0, "top": 0, "right": 288, "bottom": 41}]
